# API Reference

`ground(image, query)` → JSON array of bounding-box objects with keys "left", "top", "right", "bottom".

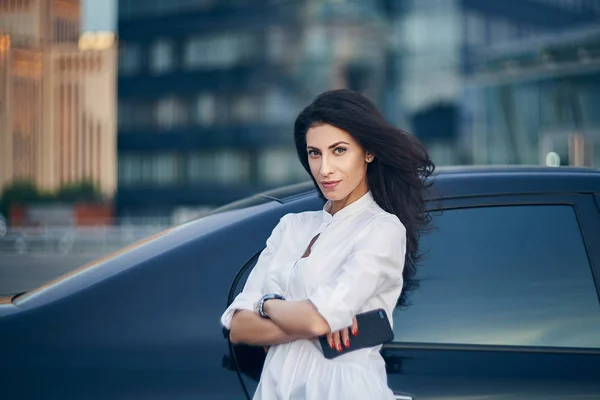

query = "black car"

[{"left": 1, "top": 166, "right": 600, "bottom": 400}]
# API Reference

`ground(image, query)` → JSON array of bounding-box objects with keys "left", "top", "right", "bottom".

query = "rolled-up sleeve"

[
  {"left": 308, "top": 217, "right": 406, "bottom": 332},
  {"left": 220, "top": 214, "right": 289, "bottom": 330}
]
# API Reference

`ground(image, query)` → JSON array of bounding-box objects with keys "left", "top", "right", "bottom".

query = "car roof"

[{"left": 258, "top": 165, "right": 600, "bottom": 201}]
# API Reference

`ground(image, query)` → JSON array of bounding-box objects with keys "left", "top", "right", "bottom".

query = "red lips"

[{"left": 321, "top": 180, "right": 341, "bottom": 189}]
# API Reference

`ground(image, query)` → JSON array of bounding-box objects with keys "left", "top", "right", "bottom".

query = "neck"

[{"left": 329, "top": 182, "right": 369, "bottom": 215}]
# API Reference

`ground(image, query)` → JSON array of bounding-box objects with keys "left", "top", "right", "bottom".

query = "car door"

[{"left": 384, "top": 193, "right": 600, "bottom": 400}]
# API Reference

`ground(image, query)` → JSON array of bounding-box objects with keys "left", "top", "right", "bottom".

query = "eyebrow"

[{"left": 306, "top": 141, "right": 350, "bottom": 151}]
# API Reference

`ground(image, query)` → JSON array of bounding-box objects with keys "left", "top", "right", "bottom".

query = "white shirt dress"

[{"left": 221, "top": 190, "right": 407, "bottom": 400}]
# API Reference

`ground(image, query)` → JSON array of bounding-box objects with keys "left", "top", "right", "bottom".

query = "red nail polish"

[
  {"left": 352, "top": 329, "right": 358, "bottom": 336},
  {"left": 337, "top": 344, "right": 342, "bottom": 351},
  {"left": 345, "top": 340, "right": 350, "bottom": 347},
  {"left": 329, "top": 341, "right": 334, "bottom": 348}
]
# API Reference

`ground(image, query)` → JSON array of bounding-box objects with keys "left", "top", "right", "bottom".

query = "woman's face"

[{"left": 305, "top": 124, "right": 372, "bottom": 205}]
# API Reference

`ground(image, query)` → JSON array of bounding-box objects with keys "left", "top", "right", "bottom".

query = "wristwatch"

[{"left": 257, "top": 293, "right": 285, "bottom": 318}]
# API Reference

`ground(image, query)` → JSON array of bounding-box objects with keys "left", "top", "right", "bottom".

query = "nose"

[{"left": 319, "top": 154, "right": 334, "bottom": 177}]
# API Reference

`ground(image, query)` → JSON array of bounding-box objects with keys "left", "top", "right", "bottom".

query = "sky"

[{"left": 82, "top": 0, "right": 116, "bottom": 32}]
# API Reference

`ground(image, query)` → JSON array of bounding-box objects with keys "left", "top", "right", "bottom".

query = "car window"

[{"left": 392, "top": 204, "right": 600, "bottom": 349}]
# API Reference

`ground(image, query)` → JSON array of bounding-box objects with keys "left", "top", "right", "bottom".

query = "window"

[
  {"left": 183, "top": 33, "right": 257, "bottom": 69},
  {"left": 118, "top": 102, "right": 134, "bottom": 129},
  {"left": 120, "top": 0, "right": 217, "bottom": 18},
  {"left": 119, "top": 153, "right": 181, "bottom": 185},
  {"left": 392, "top": 205, "right": 600, "bottom": 348},
  {"left": 188, "top": 151, "right": 251, "bottom": 184},
  {"left": 119, "top": 43, "right": 141, "bottom": 76},
  {"left": 153, "top": 154, "right": 178, "bottom": 185},
  {"left": 118, "top": 100, "right": 155, "bottom": 130},
  {"left": 231, "top": 94, "right": 262, "bottom": 123},
  {"left": 264, "top": 89, "right": 296, "bottom": 123},
  {"left": 257, "top": 148, "right": 308, "bottom": 184},
  {"left": 156, "top": 97, "right": 189, "bottom": 129},
  {"left": 195, "top": 94, "right": 216, "bottom": 125},
  {"left": 149, "top": 39, "right": 174, "bottom": 74},
  {"left": 118, "top": 154, "right": 142, "bottom": 184}
]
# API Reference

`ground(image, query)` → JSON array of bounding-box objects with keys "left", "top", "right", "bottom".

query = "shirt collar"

[{"left": 322, "top": 190, "right": 375, "bottom": 224}]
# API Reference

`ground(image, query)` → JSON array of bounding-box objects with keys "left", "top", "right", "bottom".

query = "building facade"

[
  {"left": 0, "top": 0, "right": 117, "bottom": 197},
  {"left": 388, "top": 0, "right": 600, "bottom": 165},
  {"left": 463, "top": 24, "right": 600, "bottom": 167},
  {"left": 116, "top": 0, "right": 391, "bottom": 222},
  {"left": 116, "top": 0, "right": 600, "bottom": 222}
]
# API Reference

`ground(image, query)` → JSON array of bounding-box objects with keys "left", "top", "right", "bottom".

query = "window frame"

[{"left": 386, "top": 192, "right": 600, "bottom": 355}]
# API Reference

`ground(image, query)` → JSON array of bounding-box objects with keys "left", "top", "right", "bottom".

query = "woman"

[{"left": 221, "top": 89, "right": 434, "bottom": 399}]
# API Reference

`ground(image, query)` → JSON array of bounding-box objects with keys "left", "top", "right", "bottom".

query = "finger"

[
  {"left": 341, "top": 327, "right": 350, "bottom": 348},
  {"left": 351, "top": 316, "right": 358, "bottom": 336},
  {"left": 326, "top": 332, "right": 334, "bottom": 348},
  {"left": 333, "top": 331, "right": 342, "bottom": 352}
]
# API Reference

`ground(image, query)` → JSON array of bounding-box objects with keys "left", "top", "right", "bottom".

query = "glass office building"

[
  {"left": 116, "top": 0, "right": 600, "bottom": 222},
  {"left": 116, "top": 0, "right": 391, "bottom": 222},
  {"left": 463, "top": 25, "right": 600, "bottom": 166},
  {"left": 393, "top": 0, "right": 600, "bottom": 164}
]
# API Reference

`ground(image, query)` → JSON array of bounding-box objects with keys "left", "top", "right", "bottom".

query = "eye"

[
  {"left": 334, "top": 147, "right": 347, "bottom": 155},
  {"left": 307, "top": 149, "right": 320, "bottom": 157}
]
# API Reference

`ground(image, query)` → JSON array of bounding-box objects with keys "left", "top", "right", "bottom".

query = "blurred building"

[
  {"left": 0, "top": 0, "right": 117, "bottom": 197},
  {"left": 116, "top": 0, "right": 600, "bottom": 222},
  {"left": 117, "top": 0, "right": 399, "bottom": 221},
  {"left": 387, "top": 0, "right": 600, "bottom": 165},
  {"left": 463, "top": 25, "right": 600, "bottom": 167}
]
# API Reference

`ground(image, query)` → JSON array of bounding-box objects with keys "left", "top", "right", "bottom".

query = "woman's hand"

[{"left": 325, "top": 316, "right": 358, "bottom": 352}]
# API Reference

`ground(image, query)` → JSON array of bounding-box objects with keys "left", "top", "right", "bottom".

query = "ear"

[{"left": 365, "top": 152, "right": 374, "bottom": 163}]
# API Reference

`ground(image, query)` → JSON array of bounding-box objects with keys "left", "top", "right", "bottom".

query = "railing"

[{"left": 0, "top": 225, "right": 171, "bottom": 256}]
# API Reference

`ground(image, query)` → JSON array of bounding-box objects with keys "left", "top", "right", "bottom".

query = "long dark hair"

[{"left": 293, "top": 89, "right": 435, "bottom": 307}]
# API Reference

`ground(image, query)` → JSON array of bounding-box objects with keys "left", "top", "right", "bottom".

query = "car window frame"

[
  {"left": 385, "top": 192, "right": 600, "bottom": 355},
  {"left": 225, "top": 250, "right": 264, "bottom": 399}
]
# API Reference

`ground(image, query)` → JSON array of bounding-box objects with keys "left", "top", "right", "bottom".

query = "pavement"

[{"left": 0, "top": 254, "right": 100, "bottom": 296}]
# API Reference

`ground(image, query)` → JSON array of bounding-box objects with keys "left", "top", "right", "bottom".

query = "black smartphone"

[{"left": 318, "top": 308, "right": 394, "bottom": 360}]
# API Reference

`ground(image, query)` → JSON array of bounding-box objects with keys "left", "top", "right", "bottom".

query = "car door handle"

[{"left": 394, "top": 394, "right": 413, "bottom": 400}]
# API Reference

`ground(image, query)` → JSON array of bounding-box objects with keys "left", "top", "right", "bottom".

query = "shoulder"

[
  {"left": 351, "top": 211, "right": 407, "bottom": 262},
  {"left": 282, "top": 209, "right": 322, "bottom": 223},
  {"left": 274, "top": 210, "right": 322, "bottom": 231},
  {"left": 361, "top": 204, "right": 406, "bottom": 239}
]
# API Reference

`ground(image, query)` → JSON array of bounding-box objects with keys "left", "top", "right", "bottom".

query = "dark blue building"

[
  {"left": 116, "top": 0, "right": 600, "bottom": 222},
  {"left": 115, "top": 0, "right": 392, "bottom": 222}
]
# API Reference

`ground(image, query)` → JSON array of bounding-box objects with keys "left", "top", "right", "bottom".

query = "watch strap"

[{"left": 258, "top": 293, "right": 285, "bottom": 318}]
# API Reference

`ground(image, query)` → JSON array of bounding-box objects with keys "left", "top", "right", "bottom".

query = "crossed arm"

[
  {"left": 228, "top": 300, "right": 330, "bottom": 346},
  {"left": 223, "top": 216, "right": 406, "bottom": 349},
  {"left": 224, "top": 216, "right": 333, "bottom": 346}
]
